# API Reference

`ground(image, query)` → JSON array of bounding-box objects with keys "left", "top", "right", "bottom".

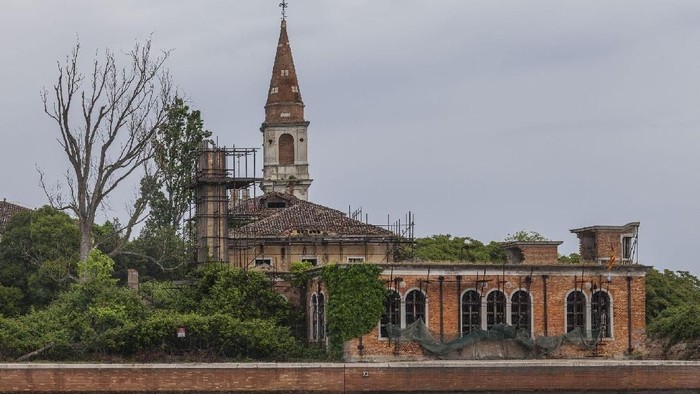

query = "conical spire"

[{"left": 265, "top": 19, "right": 305, "bottom": 124}]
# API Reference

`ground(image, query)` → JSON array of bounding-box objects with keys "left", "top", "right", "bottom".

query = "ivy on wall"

[{"left": 321, "top": 264, "right": 386, "bottom": 351}]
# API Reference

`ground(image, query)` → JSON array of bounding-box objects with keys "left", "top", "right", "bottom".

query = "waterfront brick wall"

[
  {"left": 346, "top": 264, "right": 646, "bottom": 360},
  {"left": 0, "top": 361, "right": 698, "bottom": 393}
]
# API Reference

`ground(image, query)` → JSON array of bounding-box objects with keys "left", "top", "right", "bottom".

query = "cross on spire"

[{"left": 279, "top": 0, "right": 288, "bottom": 20}]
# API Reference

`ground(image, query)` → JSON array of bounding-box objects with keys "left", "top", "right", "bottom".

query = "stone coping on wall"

[{"left": 1, "top": 359, "right": 698, "bottom": 368}]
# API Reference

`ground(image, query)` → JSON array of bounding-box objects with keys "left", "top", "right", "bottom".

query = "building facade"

[
  {"left": 308, "top": 227, "right": 647, "bottom": 360},
  {"left": 194, "top": 16, "right": 649, "bottom": 360}
]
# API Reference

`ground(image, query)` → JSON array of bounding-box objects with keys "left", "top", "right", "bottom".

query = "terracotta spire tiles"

[{"left": 265, "top": 19, "right": 305, "bottom": 124}]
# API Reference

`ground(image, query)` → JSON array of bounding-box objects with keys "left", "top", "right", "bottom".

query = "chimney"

[{"left": 127, "top": 269, "right": 139, "bottom": 291}]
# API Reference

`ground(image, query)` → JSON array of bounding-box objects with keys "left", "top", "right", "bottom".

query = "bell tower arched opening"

[{"left": 279, "top": 133, "right": 294, "bottom": 165}]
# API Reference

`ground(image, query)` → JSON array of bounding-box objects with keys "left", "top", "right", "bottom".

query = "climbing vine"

[{"left": 321, "top": 264, "right": 386, "bottom": 351}]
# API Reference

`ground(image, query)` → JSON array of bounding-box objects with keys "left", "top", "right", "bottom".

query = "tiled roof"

[
  {"left": 0, "top": 199, "right": 29, "bottom": 234},
  {"left": 230, "top": 192, "right": 303, "bottom": 220},
  {"left": 230, "top": 193, "right": 396, "bottom": 239},
  {"left": 264, "top": 19, "right": 305, "bottom": 124}
]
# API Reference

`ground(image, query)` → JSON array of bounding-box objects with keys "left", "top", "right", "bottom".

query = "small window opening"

[
  {"left": 254, "top": 258, "right": 272, "bottom": 267},
  {"left": 281, "top": 69, "right": 289, "bottom": 77},
  {"left": 622, "top": 236, "right": 633, "bottom": 260},
  {"left": 318, "top": 293, "right": 326, "bottom": 340},
  {"left": 267, "top": 201, "right": 287, "bottom": 209},
  {"left": 311, "top": 293, "right": 318, "bottom": 341}
]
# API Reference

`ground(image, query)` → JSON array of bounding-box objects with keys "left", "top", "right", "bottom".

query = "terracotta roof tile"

[
  {"left": 264, "top": 19, "right": 305, "bottom": 124},
  {"left": 230, "top": 193, "right": 395, "bottom": 239},
  {"left": 0, "top": 200, "right": 29, "bottom": 234}
]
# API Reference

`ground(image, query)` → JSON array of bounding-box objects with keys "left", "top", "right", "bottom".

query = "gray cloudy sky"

[{"left": 2, "top": 1, "right": 700, "bottom": 274}]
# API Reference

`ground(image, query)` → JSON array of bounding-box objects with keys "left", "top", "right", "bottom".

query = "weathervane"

[{"left": 279, "top": 0, "right": 288, "bottom": 20}]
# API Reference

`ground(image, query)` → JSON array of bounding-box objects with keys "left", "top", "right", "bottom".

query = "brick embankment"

[{"left": 0, "top": 360, "right": 699, "bottom": 393}]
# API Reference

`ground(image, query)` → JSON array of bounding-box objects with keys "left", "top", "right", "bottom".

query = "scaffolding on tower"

[{"left": 189, "top": 141, "right": 262, "bottom": 265}]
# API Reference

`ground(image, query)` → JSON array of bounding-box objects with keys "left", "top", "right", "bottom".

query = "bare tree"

[{"left": 41, "top": 39, "right": 172, "bottom": 262}]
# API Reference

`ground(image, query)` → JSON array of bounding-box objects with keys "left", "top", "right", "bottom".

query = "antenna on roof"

[{"left": 279, "top": 0, "right": 288, "bottom": 20}]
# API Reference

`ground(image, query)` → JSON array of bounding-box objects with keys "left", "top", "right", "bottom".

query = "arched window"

[
  {"left": 318, "top": 293, "right": 326, "bottom": 341},
  {"left": 461, "top": 290, "right": 481, "bottom": 335},
  {"left": 511, "top": 290, "right": 531, "bottom": 334},
  {"left": 486, "top": 290, "right": 506, "bottom": 329},
  {"left": 405, "top": 290, "right": 426, "bottom": 325},
  {"left": 380, "top": 290, "right": 401, "bottom": 338},
  {"left": 310, "top": 293, "right": 318, "bottom": 341},
  {"left": 566, "top": 291, "right": 586, "bottom": 333},
  {"left": 279, "top": 133, "right": 294, "bottom": 165},
  {"left": 591, "top": 291, "right": 611, "bottom": 338}
]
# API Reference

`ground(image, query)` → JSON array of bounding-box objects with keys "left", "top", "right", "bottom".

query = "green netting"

[{"left": 386, "top": 320, "right": 602, "bottom": 357}]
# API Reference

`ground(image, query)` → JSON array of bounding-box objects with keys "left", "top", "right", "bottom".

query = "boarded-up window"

[{"left": 279, "top": 133, "right": 294, "bottom": 165}]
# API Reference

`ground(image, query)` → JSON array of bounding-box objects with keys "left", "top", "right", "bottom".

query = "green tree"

[
  {"left": 649, "top": 303, "right": 700, "bottom": 344},
  {"left": 0, "top": 206, "right": 79, "bottom": 310},
  {"left": 558, "top": 253, "right": 581, "bottom": 264},
  {"left": 0, "top": 250, "right": 146, "bottom": 359},
  {"left": 193, "top": 265, "right": 291, "bottom": 324},
  {"left": 116, "top": 98, "right": 211, "bottom": 279},
  {"left": 118, "top": 226, "right": 191, "bottom": 281},
  {"left": 504, "top": 230, "right": 549, "bottom": 242},
  {"left": 0, "top": 286, "right": 24, "bottom": 317},
  {"left": 645, "top": 268, "right": 700, "bottom": 344},
  {"left": 146, "top": 97, "right": 212, "bottom": 231},
  {"left": 413, "top": 234, "right": 505, "bottom": 263},
  {"left": 646, "top": 268, "right": 700, "bottom": 323}
]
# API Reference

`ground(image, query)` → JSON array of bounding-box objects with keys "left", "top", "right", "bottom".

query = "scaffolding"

[
  {"left": 226, "top": 204, "right": 416, "bottom": 271},
  {"left": 191, "top": 141, "right": 261, "bottom": 264},
  {"left": 192, "top": 141, "right": 416, "bottom": 269},
  {"left": 347, "top": 205, "right": 416, "bottom": 262}
]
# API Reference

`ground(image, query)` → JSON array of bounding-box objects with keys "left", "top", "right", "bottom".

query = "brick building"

[
  {"left": 340, "top": 231, "right": 646, "bottom": 360},
  {"left": 193, "top": 18, "right": 405, "bottom": 269},
  {"left": 195, "top": 16, "right": 649, "bottom": 360},
  {"left": 0, "top": 198, "right": 29, "bottom": 240}
]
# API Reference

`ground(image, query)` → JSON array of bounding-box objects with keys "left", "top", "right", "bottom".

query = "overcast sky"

[{"left": 2, "top": 1, "right": 699, "bottom": 274}]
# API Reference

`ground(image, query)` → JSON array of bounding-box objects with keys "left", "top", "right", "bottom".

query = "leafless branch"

[{"left": 41, "top": 38, "right": 173, "bottom": 262}]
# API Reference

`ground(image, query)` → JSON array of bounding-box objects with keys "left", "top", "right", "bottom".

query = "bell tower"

[{"left": 260, "top": 17, "right": 312, "bottom": 200}]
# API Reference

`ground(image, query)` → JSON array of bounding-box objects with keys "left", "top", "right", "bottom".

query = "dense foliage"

[
  {"left": 3, "top": 209, "right": 700, "bottom": 360},
  {"left": 412, "top": 234, "right": 505, "bottom": 263},
  {"left": 0, "top": 206, "right": 79, "bottom": 313},
  {"left": 504, "top": 230, "right": 549, "bottom": 242},
  {"left": 0, "top": 253, "right": 302, "bottom": 361},
  {"left": 321, "top": 264, "right": 386, "bottom": 351},
  {"left": 146, "top": 97, "right": 212, "bottom": 232},
  {"left": 646, "top": 268, "right": 700, "bottom": 343}
]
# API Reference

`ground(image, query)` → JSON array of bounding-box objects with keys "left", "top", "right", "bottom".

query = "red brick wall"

[
  {"left": 519, "top": 245, "right": 559, "bottom": 265},
  {"left": 596, "top": 232, "right": 621, "bottom": 261},
  {"left": 0, "top": 361, "right": 698, "bottom": 392},
  {"left": 347, "top": 268, "right": 646, "bottom": 360}
]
